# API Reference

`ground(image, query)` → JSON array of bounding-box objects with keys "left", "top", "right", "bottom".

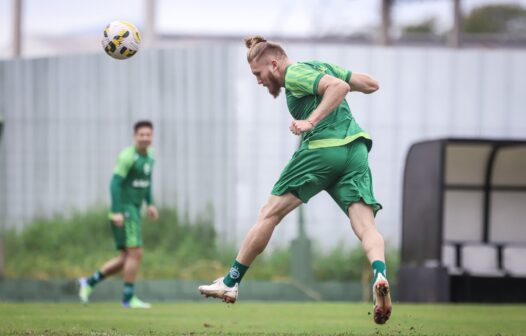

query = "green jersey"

[
  {"left": 110, "top": 146, "right": 155, "bottom": 212},
  {"left": 284, "top": 60, "right": 372, "bottom": 150}
]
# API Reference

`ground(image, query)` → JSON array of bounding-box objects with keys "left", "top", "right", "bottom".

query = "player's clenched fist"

[{"left": 289, "top": 119, "right": 315, "bottom": 135}]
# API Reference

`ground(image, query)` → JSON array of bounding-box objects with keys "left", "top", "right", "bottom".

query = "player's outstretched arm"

[{"left": 348, "top": 72, "right": 379, "bottom": 94}]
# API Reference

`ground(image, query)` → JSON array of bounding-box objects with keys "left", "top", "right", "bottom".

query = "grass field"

[{"left": 0, "top": 301, "right": 524, "bottom": 335}]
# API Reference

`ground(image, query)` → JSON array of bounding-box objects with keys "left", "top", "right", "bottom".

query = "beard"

[{"left": 267, "top": 73, "right": 282, "bottom": 98}]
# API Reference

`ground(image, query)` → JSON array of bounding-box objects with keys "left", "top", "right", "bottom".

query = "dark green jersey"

[
  {"left": 111, "top": 146, "right": 154, "bottom": 212},
  {"left": 284, "top": 60, "right": 371, "bottom": 150}
]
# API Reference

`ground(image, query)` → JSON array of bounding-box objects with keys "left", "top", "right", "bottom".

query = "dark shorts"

[
  {"left": 271, "top": 139, "right": 382, "bottom": 216},
  {"left": 110, "top": 204, "right": 142, "bottom": 250}
]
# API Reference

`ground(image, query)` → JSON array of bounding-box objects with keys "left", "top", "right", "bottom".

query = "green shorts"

[
  {"left": 110, "top": 204, "right": 143, "bottom": 250},
  {"left": 272, "top": 139, "right": 382, "bottom": 216}
]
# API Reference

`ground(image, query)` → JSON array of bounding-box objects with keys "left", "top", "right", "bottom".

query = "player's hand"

[
  {"left": 111, "top": 213, "right": 124, "bottom": 227},
  {"left": 289, "top": 119, "right": 315, "bottom": 135},
  {"left": 147, "top": 205, "right": 159, "bottom": 221}
]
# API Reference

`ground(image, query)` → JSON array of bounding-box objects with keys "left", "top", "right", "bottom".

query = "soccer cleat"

[
  {"left": 122, "top": 296, "right": 152, "bottom": 309},
  {"left": 198, "top": 278, "right": 238, "bottom": 304},
  {"left": 372, "top": 273, "right": 392, "bottom": 325},
  {"left": 78, "top": 278, "right": 93, "bottom": 304}
]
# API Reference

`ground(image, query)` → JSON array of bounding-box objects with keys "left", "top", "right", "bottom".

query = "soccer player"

[
  {"left": 79, "top": 120, "right": 158, "bottom": 309},
  {"left": 198, "top": 36, "right": 392, "bottom": 324}
]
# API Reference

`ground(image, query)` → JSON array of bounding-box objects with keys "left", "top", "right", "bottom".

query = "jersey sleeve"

[
  {"left": 113, "top": 147, "right": 135, "bottom": 178},
  {"left": 144, "top": 184, "right": 154, "bottom": 205},
  {"left": 285, "top": 63, "right": 325, "bottom": 98},
  {"left": 110, "top": 174, "right": 124, "bottom": 213},
  {"left": 327, "top": 63, "right": 352, "bottom": 83},
  {"left": 144, "top": 148, "right": 155, "bottom": 205}
]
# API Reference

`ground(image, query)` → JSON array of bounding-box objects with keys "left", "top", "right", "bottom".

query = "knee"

[
  {"left": 126, "top": 248, "right": 144, "bottom": 260},
  {"left": 118, "top": 253, "right": 127, "bottom": 265}
]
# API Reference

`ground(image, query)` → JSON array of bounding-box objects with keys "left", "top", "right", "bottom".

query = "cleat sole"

[
  {"left": 373, "top": 281, "right": 392, "bottom": 325},
  {"left": 223, "top": 296, "right": 236, "bottom": 304}
]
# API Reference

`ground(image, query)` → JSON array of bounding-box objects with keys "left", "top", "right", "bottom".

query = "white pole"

[
  {"left": 144, "top": 0, "right": 157, "bottom": 47},
  {"left": 12, "top": 0, "right": 23, "bottom": 58}
]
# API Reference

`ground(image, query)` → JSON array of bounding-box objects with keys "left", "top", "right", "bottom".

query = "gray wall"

[{"left": 1, "top": 43, "right": 525, "bottom": 249}]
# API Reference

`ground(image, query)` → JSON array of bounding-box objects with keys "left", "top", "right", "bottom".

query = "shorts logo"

[{"left": 229, "top": 267, "right": 240, "bottom": 279}]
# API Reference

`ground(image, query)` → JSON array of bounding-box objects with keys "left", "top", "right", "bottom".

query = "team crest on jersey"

[{"left": 143, "top": 163, "right": 151, "bottom": 175}]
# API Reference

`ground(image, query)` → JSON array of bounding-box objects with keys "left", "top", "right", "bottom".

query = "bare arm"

[
  {"left": 289, "top": 74, "right": 349, "bottom": 135},
  {"left": 348, "top": 72, "right": 379, "bottom": 94}
]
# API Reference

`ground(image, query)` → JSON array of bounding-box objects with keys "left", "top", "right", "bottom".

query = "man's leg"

[
  {"left": 237, "top": 193, "right": 303, "bottom": 265},
  {"left": 121, "top": 247, "right": 150, "bottom": 308},
  {"left": 122, "top": 247, "right": 143, "bottom": 284},
  {"left": 348, "top": 201, "right": 385, "bottom": 263},
  {"left": 79, "top": 251, "right": 126, "bottom": 303},
  {"left": 199, "top": 193, "right": 302, "bottom": 303},
  {"left": 100, "top": 251, "right": 127, "bottom": 276},
  {"left": 348, "top": 201, "right": 391, "bottom": 325}
]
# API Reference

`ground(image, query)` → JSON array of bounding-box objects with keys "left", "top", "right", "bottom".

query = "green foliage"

[
  {"left": 4, "top": 209, "right": 114, "bottom": 278},
  {"left": 3, "top": 207, "right": 229, "bottom": 280},
  {"left": 313, "top": 241, "right": 399, "bottom": 282},
  {"left": 464, "top": 4, "right": 526, "bottom": 33},
  {"left": 402, "top": 18, "right": 436, "bottom": 34},
  {"left": 248, "top": 247, "right": 292, "bottom": 281},
  {"left": 3, "top": 208, "right": 399, "bottom": 282}
]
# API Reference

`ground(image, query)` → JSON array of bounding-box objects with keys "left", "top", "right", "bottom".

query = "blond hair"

[{"left": 244, "top": 36, "right": 287, "bottom": 63}]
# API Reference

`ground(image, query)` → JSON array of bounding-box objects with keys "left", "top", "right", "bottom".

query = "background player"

[{"left": 79, "top": 120, "right": 159, "bottom": 308}]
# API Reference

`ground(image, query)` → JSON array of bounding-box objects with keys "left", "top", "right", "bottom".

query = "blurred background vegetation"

[
  {"left": 2, "top": 207, "right": 399, "bottom": 283},
  {"left": 402, "top": 4, "right": 526, "bottom": 36}
]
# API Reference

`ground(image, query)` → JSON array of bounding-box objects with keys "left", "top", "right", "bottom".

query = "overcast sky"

[{"left": 1, "top": 0, "right": 526, "bottom": 54}]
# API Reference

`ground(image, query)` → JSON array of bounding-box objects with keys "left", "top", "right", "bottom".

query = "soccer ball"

[{"left": 101, "top": 21, "right": 141, "bottom": 60}]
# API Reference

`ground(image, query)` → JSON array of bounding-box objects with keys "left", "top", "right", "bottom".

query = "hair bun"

[{"left": 244, "top": 36, "right": 267, "bottom": 49}]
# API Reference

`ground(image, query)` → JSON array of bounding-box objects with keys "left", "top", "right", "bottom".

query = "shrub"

[{"left": 2, "top": 207, "right": 399, "bottom": 282}]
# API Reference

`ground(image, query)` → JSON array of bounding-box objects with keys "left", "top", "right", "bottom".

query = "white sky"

[{"left": 1, "top": 0, "right": 526, "bottom": 52}]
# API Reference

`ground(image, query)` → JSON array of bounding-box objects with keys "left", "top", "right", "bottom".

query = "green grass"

[{"left": 0, "top": 302, "right": 524, "bottom": 335}]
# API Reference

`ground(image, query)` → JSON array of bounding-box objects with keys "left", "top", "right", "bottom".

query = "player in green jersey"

[
  {"left": 79, "top": 120, "right": 158, "bottom": 309},
  {"left": 199, "top": 37, "right": 391, "bottom": 324}
]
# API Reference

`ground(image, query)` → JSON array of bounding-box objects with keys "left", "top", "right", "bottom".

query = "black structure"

[{"left": 398, "top": 138, "right": 526, "bottom": 302}]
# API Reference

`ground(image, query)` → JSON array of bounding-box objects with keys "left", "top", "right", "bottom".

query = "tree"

[
  {"left": 402, "top": 17, "right": 436, "bottom": 34},
  {"left": 464, "top": 4, "right": 526, "bottom": 34}
]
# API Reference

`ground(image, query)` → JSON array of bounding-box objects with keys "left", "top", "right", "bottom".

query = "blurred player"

[
  {"left": 79, "top": 120, "right": 158, "bottom": 308},
  {"left": 198, "top": 36, "right": 391, "bottom": 324}
]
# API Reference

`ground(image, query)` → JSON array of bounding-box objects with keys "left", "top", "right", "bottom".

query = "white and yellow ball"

[{"left": 101, "top": 21, "right": 141, "bottom": 60}]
